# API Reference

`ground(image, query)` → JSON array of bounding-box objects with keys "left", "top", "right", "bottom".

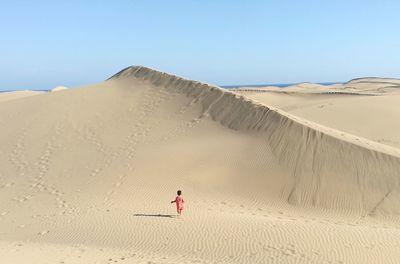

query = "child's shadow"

[{"left": 133, "top": 213, "right": 175, "bottom": 218}]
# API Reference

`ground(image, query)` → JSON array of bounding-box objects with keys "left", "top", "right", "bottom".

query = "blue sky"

[{"left": 0, "top": 0, "right": 399, "bottom": 90}]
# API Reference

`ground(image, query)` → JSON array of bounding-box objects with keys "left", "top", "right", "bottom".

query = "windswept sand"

[
  {"left": 0, "top": 86, "right": 68, "bottom": 103},
  {"left": 1, "top": 67, "right": 400, "bottom": 263},
  {"left": 0, "top": 90, "right": 46, "bottom": 103},
  {"left": 234, "top": 78, "right": 400, "bottom": 149}
]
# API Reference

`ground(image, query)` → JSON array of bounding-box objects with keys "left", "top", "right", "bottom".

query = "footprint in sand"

[{"left": 38, "top": 230, "right": 49, "bottom": 235}]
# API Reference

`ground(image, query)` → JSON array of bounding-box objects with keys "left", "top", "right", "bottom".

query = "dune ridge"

[
  {"left": 108, "top": 66, "right": 400, "bottom": 214},
  {"left": 346, "top": 77, "right": 400, "bottom": 84},
  {"left": 235, "top": 77, "right": 400, "bottom": 95},
  {"left": 108, "top": 67, "right": 395, "bottom": 151}
]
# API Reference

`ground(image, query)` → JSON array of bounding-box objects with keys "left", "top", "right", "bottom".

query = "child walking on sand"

[{"left": 171, "top": 190, "right": 184, "bottom": 215}]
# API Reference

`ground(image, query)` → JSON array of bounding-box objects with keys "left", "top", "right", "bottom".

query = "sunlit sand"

[{"left": 1, "top": 66, "right": 400, "bottom": 263}]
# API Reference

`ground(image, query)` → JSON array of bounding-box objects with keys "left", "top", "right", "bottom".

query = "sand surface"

[
  {"left": 1, "top": 67, "right": 400, "bottom": 263},
  {"left": 235, "top": 78, "right": 400, "bottom": 149},
  {"left": 0, "top": 90, "right": 46, "bottom": 103}
]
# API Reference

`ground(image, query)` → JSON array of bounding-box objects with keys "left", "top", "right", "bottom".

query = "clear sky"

[{"left": 1, "top": 0, "right": 399, "bottom": 90}]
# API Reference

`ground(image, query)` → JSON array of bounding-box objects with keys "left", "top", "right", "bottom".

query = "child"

[{"left": 171, "top": 190, "right": 184, "bottom": 215}]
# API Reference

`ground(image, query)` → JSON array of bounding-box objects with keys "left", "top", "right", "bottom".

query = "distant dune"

[
  {"left": 235, "top": 77, "right": 400, "bottom": 149},
  {"left": 1, "top": 66, "right": 400, "bottom": 263},
  {"left": 50, "top": 86, "right": 68, "bottom": 92}
]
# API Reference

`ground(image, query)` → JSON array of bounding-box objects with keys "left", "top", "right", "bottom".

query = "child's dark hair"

[{"left": 177, "top": 190, "right": 182, "bottom": 195}]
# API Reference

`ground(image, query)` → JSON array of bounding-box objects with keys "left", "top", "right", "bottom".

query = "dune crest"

[{"left": 107, "top": 66, "right": 400, "bottom": 214}]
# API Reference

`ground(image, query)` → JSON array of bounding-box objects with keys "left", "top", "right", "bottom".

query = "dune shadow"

[{"left": 133, "top": 213, "right": 175, "bottom": 218}]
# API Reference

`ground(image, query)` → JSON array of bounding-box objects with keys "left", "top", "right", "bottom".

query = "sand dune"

[
  {"left": 235, "top": 78, "right": 400, "bottom": 149},
  {"left": 0, "top": 85, "right": 68, "bottom": 103},
  {"left": 237, "top": 77, "right": 400, "bottom": 95},
  {"left": 50, "top": 86, "right": 68, "bottom": 92},
  {"left": 0, "top": 90, "right": 46, "bottom": 103},
  {"left": 1, "top": 66, "right": 400, "bottom": 263}
]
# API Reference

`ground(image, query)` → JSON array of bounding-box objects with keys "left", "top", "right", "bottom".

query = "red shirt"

[{"left": 175, "top": 195, "right": 184, "bottom": 209}]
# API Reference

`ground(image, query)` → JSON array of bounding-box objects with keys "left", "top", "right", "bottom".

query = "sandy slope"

[
  {"left": 1, "top": 67, "right": 400, "bottom": 263},
  {"left": 0, "top": 90, "right": 46, "bottom": 103},
  {"left": 0, "top": 86, "right": 68, "bottom": 103},
  {"left": 235, "top": 78, "right": 400, "bottom": 149}
]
